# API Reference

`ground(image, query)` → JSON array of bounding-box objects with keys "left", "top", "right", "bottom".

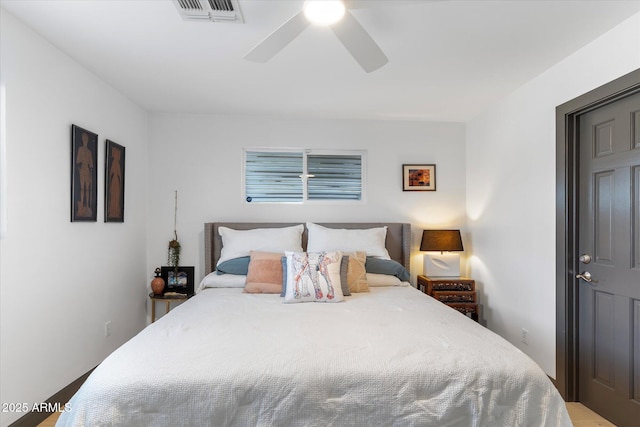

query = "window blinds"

[
  {"left": 307, "top": 154, "right": 362, "bottom": 200},
  {"left": 244, "top": 151, "right": 303, "bottom": 202},
  {"left": 244, "top": 150, "right": 363, "bottom": 203}
]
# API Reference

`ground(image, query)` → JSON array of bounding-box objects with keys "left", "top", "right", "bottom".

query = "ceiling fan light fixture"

[{"left": 303, "top": 0, "right": 346, "bottom": 26}]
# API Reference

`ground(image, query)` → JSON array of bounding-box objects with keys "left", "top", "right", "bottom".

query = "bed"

[{"left": 57, "top": 222, "right": 571, "bottom": 426}]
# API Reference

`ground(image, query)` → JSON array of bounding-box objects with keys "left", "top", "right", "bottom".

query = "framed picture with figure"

[
  {"left": 71, "top": 125, "right": 98, "bottom": 222},
  {"left": 104, "top": 140, "right": 125, "bottom": 222}
]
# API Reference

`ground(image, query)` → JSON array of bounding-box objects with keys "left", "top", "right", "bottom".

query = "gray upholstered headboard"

[{"left": 204, "top": 222, "right": 411, "bottom": 275}]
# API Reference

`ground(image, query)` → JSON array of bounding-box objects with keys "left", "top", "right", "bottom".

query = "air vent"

[{"left": 173, "top": 0, "right": 244, "bottom": 23}]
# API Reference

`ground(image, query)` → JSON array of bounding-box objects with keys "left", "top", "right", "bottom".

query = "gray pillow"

[
  {"left": 280, "top": 257, "right": 287, "bottom": 297},
  {"left": 365, "top": 257, "right": 410, "bottom": 281},
  {"left": 216, "top": 256, "right": 250, "bottom": 275}
]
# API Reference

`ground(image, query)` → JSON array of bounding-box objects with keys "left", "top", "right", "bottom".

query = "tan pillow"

[
  {"left": 345, "top": 251, "right": 369, "bottom": 293},
  {"left": 243, "top": 251, "right": 283, "bottom": 294}
]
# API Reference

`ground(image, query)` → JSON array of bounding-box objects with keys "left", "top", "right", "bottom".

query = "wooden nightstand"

[
  {"left": 417, "top": 275, "right": 479, "bottom": 322},
  {"left": 149, "top": 293, "right": 193, "bottom": 322}
]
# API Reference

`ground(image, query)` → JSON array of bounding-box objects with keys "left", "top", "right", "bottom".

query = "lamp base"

[{"left": 424, "top": 253, "right": 460, "bottom": 277}]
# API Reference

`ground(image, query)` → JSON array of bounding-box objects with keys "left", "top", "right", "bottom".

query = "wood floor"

[
  {"left": 565, "top": 403, "right": 616, "bottom": 426},
  {"left": 38, "top": 402, "right": 615, "bottom": 426},
  {"left": 37, "top": 411, "right": 60, "bottom": 427}
]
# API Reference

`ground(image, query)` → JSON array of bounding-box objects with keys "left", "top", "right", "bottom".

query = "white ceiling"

[{"left": 2, "top": 0, "right": 640, "bottom": 122}]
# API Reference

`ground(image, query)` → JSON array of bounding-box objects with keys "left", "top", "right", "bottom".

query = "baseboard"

[{"left": 8, "top": 368, "right": 95, "bottom": 427}]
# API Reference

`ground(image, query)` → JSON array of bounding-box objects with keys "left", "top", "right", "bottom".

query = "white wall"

[
  {"left": 466, "top": 12, "right": 640, "bottom": 377},
  {"left": 147, "top": 114, "right": 467, "bottom": 291},
  {"left": 0, "top": 11, "right": 149, "bottom": 426}
]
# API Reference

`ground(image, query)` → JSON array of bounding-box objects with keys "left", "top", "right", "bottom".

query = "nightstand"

[
  {"left": 149, "top": 293, "right": 193, "bottom": 322},
  {"left": 417, "top": 275, "right": 479, "bottom": 322}
]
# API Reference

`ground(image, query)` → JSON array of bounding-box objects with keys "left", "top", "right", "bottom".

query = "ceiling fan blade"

[
  {"left": 245, "top": 10, "right": 309, "bottom": 63},
  {"left": 330, "top": 11, "right": 388, "bottom": 73}
]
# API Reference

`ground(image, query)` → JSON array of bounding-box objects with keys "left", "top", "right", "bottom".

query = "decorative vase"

[{"left": 151, "top": 267, "right": 165, "bottom": 295}]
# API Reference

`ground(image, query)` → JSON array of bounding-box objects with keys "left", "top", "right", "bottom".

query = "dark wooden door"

[{"left": 577, "top": 91, "right": 640, "bottom": 426}]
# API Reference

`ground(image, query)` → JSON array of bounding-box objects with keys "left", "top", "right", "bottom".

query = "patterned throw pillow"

[
  {"left": 342, "top": 251, "right": 369, "bottom": 293},
  {"left": 284, "top": 251, "right": 344, "bottom": 303}
]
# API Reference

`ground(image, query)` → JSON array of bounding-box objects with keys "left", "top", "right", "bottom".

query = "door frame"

[{"left": 555, "top": 68, "right": 640, "bottom": 400}]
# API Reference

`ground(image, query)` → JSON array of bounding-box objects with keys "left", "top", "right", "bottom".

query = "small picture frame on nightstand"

[{"left": 160, "top": 266, "right": 194, "bottom": 295}]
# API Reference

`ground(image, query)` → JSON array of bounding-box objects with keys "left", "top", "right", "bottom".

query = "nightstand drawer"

[
  {"left": 432, "top": 291, "right": 477, "bottom": 303},
  {"left": 447, "top": 303, "right": 479, "bottom": 317},
  {"left": 417, "top": 276, "right": 475, "bottom": 294},
  {"left": 418, "top": 275, "right": 480, "bottom": 322},
  {"left": 429, "top": 280, "right": 474, "bottom": 292}
]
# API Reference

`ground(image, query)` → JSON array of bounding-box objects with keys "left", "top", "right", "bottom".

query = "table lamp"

[{"left": 420, "top": 230, "right": 464, "bottom": 277}]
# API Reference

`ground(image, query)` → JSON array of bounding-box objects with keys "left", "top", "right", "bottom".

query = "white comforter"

[{"left": 57, "top": 286, "right": 571, "bottom": 426}]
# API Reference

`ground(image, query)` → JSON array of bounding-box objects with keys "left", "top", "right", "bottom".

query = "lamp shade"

[{"left": 420, "top": 230, "right": 463, "bottom": 252}]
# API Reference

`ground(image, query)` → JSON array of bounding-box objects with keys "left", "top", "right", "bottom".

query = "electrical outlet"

[
  {"left": 521, "top": 328, "right": 529, "bottom": 345},
  {"left": 104, "top": 321, "right": 112, "bottom": 337}
]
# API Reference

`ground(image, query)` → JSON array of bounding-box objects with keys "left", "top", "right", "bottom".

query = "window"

[{"left": 243, "top": 149, "right": 365, "bottom": 203}]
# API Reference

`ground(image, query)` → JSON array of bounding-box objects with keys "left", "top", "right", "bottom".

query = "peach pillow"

[
  {"left": 243, "top": 251, "right": 283, "bottom": 294},
  {"left": 344, "top": 251, "right": 369, "bottom": 293}
]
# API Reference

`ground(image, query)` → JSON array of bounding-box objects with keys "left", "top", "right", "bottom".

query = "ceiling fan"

[{"left": 245, "top": 0, "right": 410, "bottom": 73}]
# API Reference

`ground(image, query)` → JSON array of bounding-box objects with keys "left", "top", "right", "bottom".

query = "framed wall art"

[
  {"left": 71, "top": 124, "right": 98, "bottom": 221},
  {"left": 105, "top": 140, "right": 125, "bottom": 222},
  {"left": 160, "top": 266, "right": 195, "bottom": 295},
  {"left": 402, "top": 164, "right": 436, "bottom": 191}
]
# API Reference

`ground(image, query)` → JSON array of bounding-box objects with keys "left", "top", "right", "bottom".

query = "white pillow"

[
  {"left": 306, "top": 222, "right": 390, "bottom": 259},
  {"left": 366, "top": 273, "right": 405, "bottom": 287},
  {"left": 284, "top": 251, "right": 344, "bottom": 303},
  {"left": 217, "top": 225, "right": 304, "bottom": 266},
  {"left": 197, "top": 272, "right": 246, "bottom": 292}
]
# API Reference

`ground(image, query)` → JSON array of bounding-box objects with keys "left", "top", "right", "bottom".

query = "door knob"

[
  {"left": 576, "top": 271, "right": 597, "bottom": 283},
  {"left": 579, "top": 254, "right": 592, "bottom": 264}
]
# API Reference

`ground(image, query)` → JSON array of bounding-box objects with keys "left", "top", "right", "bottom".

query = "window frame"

[{"left": 242, "top": 148, "right": 367, "bottom": 205}]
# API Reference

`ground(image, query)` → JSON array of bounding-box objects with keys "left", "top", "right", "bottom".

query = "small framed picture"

[
  {"left": 71, "top": 125, "right": 98, "bottom": 221},
  {"left": 104, "top": 140, "right": 125, "bottom": 223},
  {"left": 160, "top": 266, "right": 195, "bottom": 295},
  {"left": 402, "top": 164, "right": 436, "bottom": 191}
]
